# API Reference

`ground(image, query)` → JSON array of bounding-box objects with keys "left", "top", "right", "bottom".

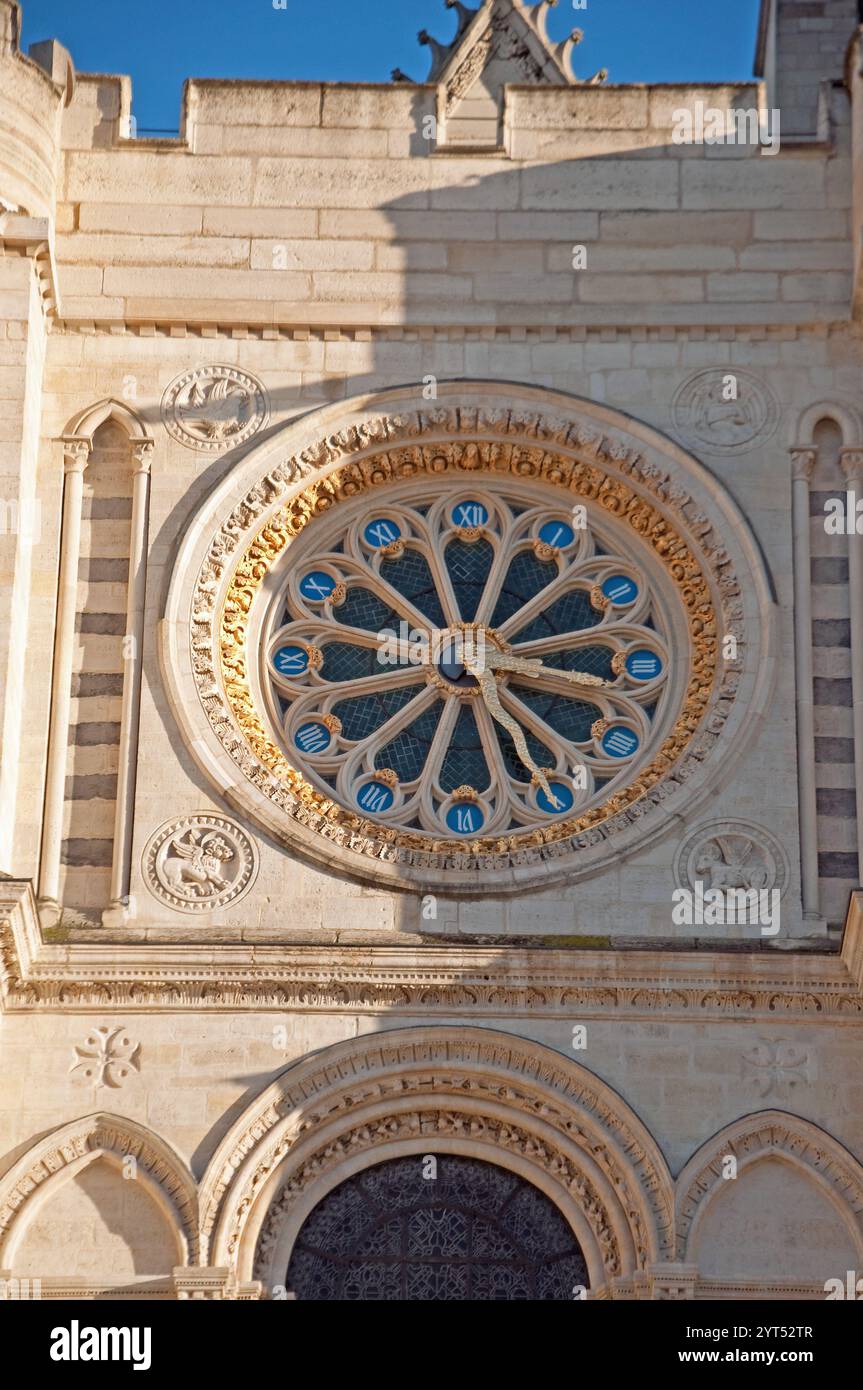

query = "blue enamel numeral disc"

[
  {"left": 445, "top": 803, "right": 485, "bottom": 835},
  {"left": 625, "top": 649, "right": 663, "bottom": 681},
  {"left": 273, "top": 645, "right": 309, "bottom": 677},
  {"left": 363, "top": 518, "right": 402, "bottom": 548},
  {"left": 299, "top": 571, "right": 337, "bottom": 602},
  {"left": 357, "top": 781, "right": 395, "bottom": 814},
  {"left": 294, "top": 721, "right": 332, "bottom": 754},
  {"left": 602, "top": 575, "right": 639, "bottom": 606},
  {"left": 536, "top": 781, "right": 575, "bottom": 814},
  {"left": 538, "top": 520, "right": 575, "bottom": 549},
  {"left": 601, "top": 725, "right": 640, "bottom": 759},
  {"left": 451, "top": 500, "right": 489, "bottom": 529}
]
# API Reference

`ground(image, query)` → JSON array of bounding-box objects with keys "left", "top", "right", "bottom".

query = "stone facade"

[{"left": 1, "top": 0, "right": 863, "bottom": 1300}]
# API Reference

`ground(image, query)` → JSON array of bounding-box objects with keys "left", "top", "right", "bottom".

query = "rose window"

[{"left": 256, "top": 474, "right": 678, "bottom": 842}]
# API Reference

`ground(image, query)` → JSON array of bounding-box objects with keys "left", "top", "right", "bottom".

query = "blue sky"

[{"left": 20, "top": 0, "right": 763, "bottom": 133}]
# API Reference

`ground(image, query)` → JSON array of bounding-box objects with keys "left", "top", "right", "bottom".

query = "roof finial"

[
  {"left": 445, "top": 0, "right": 479, "bottom": 41},
  {"left": 418, "top": 27, "right": 455, "bottom": 81}
]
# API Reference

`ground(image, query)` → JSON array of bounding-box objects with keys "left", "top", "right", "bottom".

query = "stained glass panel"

[{"left": 284, "top": 1154, "right": 589, "bottom": 1301}]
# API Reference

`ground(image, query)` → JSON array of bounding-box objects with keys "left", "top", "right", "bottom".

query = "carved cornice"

[{"left": 2, "top": 880, "right": 862, "bottom": 1018}]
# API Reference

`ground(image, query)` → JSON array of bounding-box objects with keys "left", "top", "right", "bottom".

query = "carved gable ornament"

[
  {"left": 160, "top": 382, "right": 775, "bottom": 896},
  {"left": 393, "top": 0, "right": 607, "bottom": 151}
]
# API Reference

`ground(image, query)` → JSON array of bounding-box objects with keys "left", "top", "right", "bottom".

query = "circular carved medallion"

[
  {"left": 161, "top": 364, "right": 269, "bottom": 452},
  {"left": 143, "top": 814, "right": 259, "bottom": 913},
  {"left": 674, "top": 819, "right": 789, "bottom": 897},
  {"left": 672, "top": 369, "right": 779, "bottom": 455}
]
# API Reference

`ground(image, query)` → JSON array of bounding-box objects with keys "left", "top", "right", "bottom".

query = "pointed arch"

[
  {"left": 64, "top": 397, "right": 152, "bottom": 444},
  {"left": 675, "top": 1110, "right": 863, "bottom": 1264},
  {"left": 0, "top": 1113, "right": 199, "bottom": 1267}
]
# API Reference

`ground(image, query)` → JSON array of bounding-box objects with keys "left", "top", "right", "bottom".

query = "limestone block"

[
  {"left": 187, "top": 81, "right": 323, "bottom": 128},
  {"left": 781, "top": 271, "right": 852, "bottom": 301},
  {"left": 472, "top": 272, "right": 574, "bottom": 302},
  {"left": 682, "top": 159, "right": 825, "bottom": 209},
  {"left": 77, "top": 202, "right": 205, "bottom": 234},
  {"left": 740, "top": 241, "right": 851, "bottom": 271},
  {"left": 250, "top": 239, "right": 372, "bottom": 271},
  {"left": 510, "top": 87, "right": 650, "bottom": 131},
  {"left": 254, "top": 157, "right": 432, "bottom": 209},
  {"left": 752, "top": 209, "right": 849, "bottom": 240},
  {"left": 321, "top": 85, "right": 432, "bottom": 129},
  {"left": 313, "top": 271, "right": 470, "bottom": 302},
  {"left": 102, "top": 266, "right": 311, "bottom": 301},
  {"left": 64, "top": 152, "right": 255, "bottom": 207},
  {"left": 320, "top": 209, "right": 496, "bottom": 241},
  {"left": 219, "top": 124, "right": 392, "bottom": 159},
  {"left": 578, "top": 273, "right": 704, "bottom": 303},
  {"left": 550, "top": 243, "right": 736, "bottom": 272},
  {"left": 707, "top": 271, "right": 780, "bottom": 301},
  {"left": 498, "top": 211, "right": 599, "bottom": 240},
  {"left": 376, "top": 242, "right": 448, "bottom": 271},
  {"left": 447, "top": 244, "right": 544, "bottom": 273},
  {"left": 59, "top": 233, "right": 250, "bottom": 268},
  {"left": 521, "top": 160, "right": 679, "bottom": 211},
  {"left": 203, "top": 207, "right": 317, "bottom": 237}
]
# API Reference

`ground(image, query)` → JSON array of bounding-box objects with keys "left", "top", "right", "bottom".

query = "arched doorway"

[{"left": 284, "top": 1153, "right": 589, "bottom": 1301}]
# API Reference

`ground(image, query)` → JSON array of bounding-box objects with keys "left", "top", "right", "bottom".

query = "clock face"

[{"left": 256, "top": 475, "right": 674, "bottom": 843}]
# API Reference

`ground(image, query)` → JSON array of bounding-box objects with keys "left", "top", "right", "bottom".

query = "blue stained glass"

[
  {"left": 438, "top": 705, "right": 491, "bottom": 794},
  {"left": 273, "top": 645, "right": 309, "bottom": 676},
  {"left": 446, "top": 802, "right": 485, "bottom": 835},
  {"left": 357, "top": 781, "right": 395, "bottom": 813},
  {"left": 332, "top": 685, "right": 423, "bottom": 742},
  {"left": 511, "top": 588, "right": 600, "bottom": 643},
  {"left": 602, "top": 725, "right": 640, "bottom": 758},
  {"left": 300, "top": 571, "right": 337, "bottom": 602},
  {"left": 320, "top": 642, "right": 382, "bottom": 683},
  {"left": 375, "top": 699, "right": 444, "bottom": 783},
  {"left": 535, "top": 645, "right": 615, "bottom": 681},
  {"left": 445, "top": 538, "right": 494, "bottom": 621},
  {"left": 379, "top": 548, "right": 446, "bottom": 627},
  {"left": 537, "top": 781, "right": 575, "bottom": 814},
  {"left": 451, "top": 500, "right": 489, "bottom": 528},
  {"left": 625, "top": 649, "right": 663, "bottom": 680},
  {"left": 538, "top": 520, "right": 575, "bottom": 549},
  {"left": 364, "top": 518, "right": 402, "bottom": 548},
  {"left": 336, "top": 586, "right": 403, "bottom": 633},
  {"left": 602, "top": 574, "right": 638, "bottom": 605},
  {"left": 294, "top": 721, "right": 332, "bottom": 754},
  {"left": 510, "top": 684, "right": 599, "bottom": 744},
  {"left": 490, "top": 551, "right": 557, "bottom": 627}
]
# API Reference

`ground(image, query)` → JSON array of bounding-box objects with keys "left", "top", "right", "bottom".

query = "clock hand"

[
  {"left": 470, "top": 665, "right": 562, "bottom": 810},
  {"left": 485, "top": 650, "right": 611, "bottom": 689}
]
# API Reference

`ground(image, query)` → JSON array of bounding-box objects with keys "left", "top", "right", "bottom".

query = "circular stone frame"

[{"left": 160, "top": 382, "right": 776, "bottom": 895}]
